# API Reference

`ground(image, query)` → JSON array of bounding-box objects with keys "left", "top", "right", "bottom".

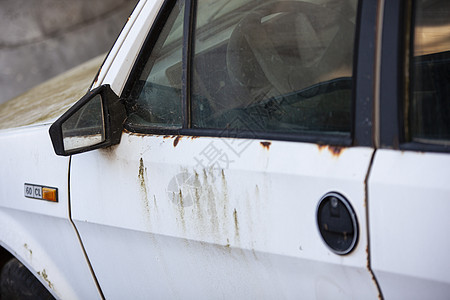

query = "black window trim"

[
  {"left": 353, "top": 0, "right": 378, "bottom": 148},
  {"left": 379, "top": 0, "right": 405, "bottom": 150},
  {"left": 121, "top": 0, "right": 376, "bottom": 148},
  {"left": 182, "top": 0, "right": 195, "bottom": 129}
]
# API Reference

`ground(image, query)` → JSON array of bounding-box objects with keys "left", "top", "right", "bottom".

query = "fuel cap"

[{"left": 317, "top": 192, "right": 358, "bottom": 255}]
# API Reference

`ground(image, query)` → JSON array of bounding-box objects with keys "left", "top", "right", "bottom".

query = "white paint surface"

[
  {"left": 0, "top": 125, "right": 101, "bottom": 299},
  {"left": 369, "top": 149, "right": 450, "bottom": 299},
  {"left": 71, "top": 133, "right": 378, "bottom": 298}
]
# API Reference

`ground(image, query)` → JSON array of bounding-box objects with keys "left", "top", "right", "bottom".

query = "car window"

[
  {"left": 126, "top": 0, "right": 185, "bottom": 129},
  {"left": 126, "top": 0, "right": 358, "bottom": 138},
  {"left": 191, "top": 0, "right": 357, "bottom": 136},
  {"left": 409, "top": 0, "right": 450, "bottom": 144}
]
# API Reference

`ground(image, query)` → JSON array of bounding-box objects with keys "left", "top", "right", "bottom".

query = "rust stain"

[
  {"left": 366, "top": 246, "right": 384, "bottom": 299},
  {"left": 317, "top": 144, "right": 346, "bottom": 157},
  {"left": 93, "top": 67, "right": 101, "bottom": 86},
  {"left": 233, "top": 208, "right": 239, "bottom": 239},
  {"left": 205, "top": 169, "right": 220, "bottom": 237},
  {"left": 221, "top": 169, "right": 229, "bottom": 224},
  {"left": 138, "top": 158, "right": 146, "bottom": 187},
  {"left": 124, "top": 129, "right": 149, "bottom": 137},
  {"left": 173, "top": 136, "right": 181, "bottom": 147},
  {"left": 163, "top": 135, "right": 171, "bottom": 139},
  {"left": 190, "top": 136, "right": 200, "bottom": 139},
  {"left": 317, "top": 144, "right": 327, "bottom": 151},
  {"left": 24, "top": 243, "right": 32, "bottom": 258},
  {"left": 138, "top": 158, "right": 151, "bottom": 222},
  {"left": 366, "top": 245, "right": 370, "bottom": 268},
  {"left": 178, "top": 188, "right": 184, "bottom": 208},
  {"left": 328, "top": 146, "right": 344, "bottom": 156},
  {"left": 37, "top": 269, "right": 54, "bottom": 290},
  {"left": 193, "top": 171, "right": 203, "bottom": 223},
  {"left": 177, "top": 188, "right": 186, "bottom": 232},
  {"left": 260, "top": 141, "right": 271, "bottom": 150},
  {"left": 100, "top": 144, "right": 119, "bottom": 160}
]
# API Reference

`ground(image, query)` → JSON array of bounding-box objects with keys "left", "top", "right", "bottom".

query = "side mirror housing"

[{"left": 49, "top": 85, "right": 126, "bottom": 156}]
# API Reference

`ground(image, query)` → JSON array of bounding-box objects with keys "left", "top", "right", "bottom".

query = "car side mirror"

[{"left": 49, "top": 84, "right": 126, "bottom": 156}]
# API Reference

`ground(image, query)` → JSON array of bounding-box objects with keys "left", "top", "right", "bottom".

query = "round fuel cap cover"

[{"left": 316, "top": 192, "right": 358, "bottom": 255}]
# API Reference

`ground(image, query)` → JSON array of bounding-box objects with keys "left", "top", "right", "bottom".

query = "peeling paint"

[
  {"left": 0, "top": 54, "right": 105, "bottom": 130},
  {"left": 260, "top": 141, "right": 271, "bottom": 150}
]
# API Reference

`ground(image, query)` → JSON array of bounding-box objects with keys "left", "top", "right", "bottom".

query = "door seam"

[
  {"left": 364, "top": 149, "right": 383, "bottom": 299},
  {"left": 67, "top": 156, "right": 106, "bottom": 300}
]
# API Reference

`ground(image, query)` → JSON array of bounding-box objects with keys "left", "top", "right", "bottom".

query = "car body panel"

[
  {"left": 0, "top": 2, "right": 148, "bottom": 298},
  {"left": 0, "top": 0, "right": 448, "bottom": 298},
  {"left": 369, "top": 149, "right": 450, "bottom": 299},
  {"left": 0, "top": 125, "right": 101, "bottom": 299},
  {"left": 70, "top": 132, "right": 379, "bottom": 298}
]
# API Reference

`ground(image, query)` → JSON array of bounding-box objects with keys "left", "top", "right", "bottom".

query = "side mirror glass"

[
  {"left": 49, "top": 85, "right": 126, "bottom": 156},
  {"left": 62, "top": 94, "right": 105, "bottom": 151}
]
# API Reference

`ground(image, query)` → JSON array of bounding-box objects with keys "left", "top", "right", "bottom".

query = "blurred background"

[{"left": 0, "top": 0, "right": 139, "bottom": 104}]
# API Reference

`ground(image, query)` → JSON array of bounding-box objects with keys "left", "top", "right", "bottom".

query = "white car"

[{"left": 0, "top": 0, "right": 449, "bottom": 299}]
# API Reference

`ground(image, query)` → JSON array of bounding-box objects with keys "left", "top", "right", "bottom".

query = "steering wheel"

[{"left": 226, "top": 1, "right": 354, "bottom": 107}]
